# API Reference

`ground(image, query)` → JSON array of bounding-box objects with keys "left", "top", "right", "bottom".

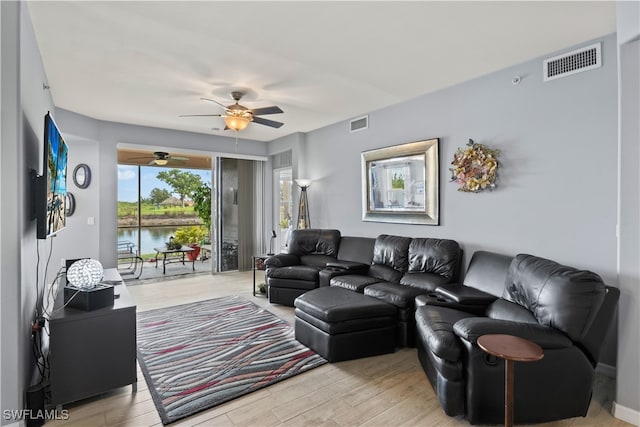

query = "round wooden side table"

[{"left": 477, "top": 334, "right": 544, "bottom": 427}]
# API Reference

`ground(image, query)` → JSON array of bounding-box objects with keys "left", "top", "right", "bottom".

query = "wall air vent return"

[
  {"left": 543, "top": 42, "right": 601, "bottom": 82},
  {"left": 350, "top": 115, "right": 368, "bottom": 133},
  {"left": 272, "top": 150, "right": 292, "bottom": 169}
]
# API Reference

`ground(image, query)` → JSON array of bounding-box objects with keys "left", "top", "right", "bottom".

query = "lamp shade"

[
  {"left": 154, "top": 158, "right": 168, "bottom": 166},
  {"left": 223, "top": 115, "right": 251, "bottom": 131},
  {"left": 295, "top": 178, "right": 312, "bottom": 188},
  {"left": 66, "top": 259, "right": 104, "bottom": 289}
]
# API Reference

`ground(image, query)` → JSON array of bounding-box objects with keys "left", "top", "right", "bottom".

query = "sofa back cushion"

[
  {"left": 372, "top": 234, "right": 411, "bottom": 271},
  {"left": 288, "top": 229, "right": 341, "bottom": 258},
  {"left": 407, "top": 238, "right": 461, "bottom": 281},
  {"left": 337, "top": 236, "right": 376, "bottom": 265},
  {"left": 502, "top": 254, "right": 606, "bottom": 342},
  {"left": 367, "top": 235, "right": 411, "bottom": 283},
  {"left": 464, "top": 251, "right": 513, "bottom": 297}
]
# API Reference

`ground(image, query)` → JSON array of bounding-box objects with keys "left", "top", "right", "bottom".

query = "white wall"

[{"left": 302, "top": 34, "right": 619, "bottom": 364}]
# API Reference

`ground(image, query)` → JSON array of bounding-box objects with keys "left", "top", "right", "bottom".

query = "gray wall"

[
  {"left": 301, "top": 34, "right": 619, "bottom": 364},
  {"left": 1, "top": 2, "right": 56, "bottom": 422},
  {"left": 615, "top": 1, "right": 640, "bottom": 422},
  {"left": 55, "top": 109, "right": 269, "bottom": 270}
]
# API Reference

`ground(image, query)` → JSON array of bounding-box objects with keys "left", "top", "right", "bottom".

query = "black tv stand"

[{"left": 48, "top": 269, "right": 137, "bottom": 407}]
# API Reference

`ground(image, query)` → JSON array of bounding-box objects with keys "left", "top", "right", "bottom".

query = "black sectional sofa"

[
  {"left": 415, "top": 250, "right": 619, "bottom": 424},
  {"left": 265, "top": 229, "right": 619, "bottom": 424},
  {"left": 265, "top": 229, "right": 462, "bottom": 346}
]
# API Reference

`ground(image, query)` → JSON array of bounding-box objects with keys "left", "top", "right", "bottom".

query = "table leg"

[
  {"left": 155, "top": 252, "right": 159, "bottom": 269},
  {"left": 253, "top": 258, "right": 256, "bottom": 296},
  {"left": 505, "top": 359, "right": 514, "bottom": 427},
  {"left": 163, "top": 253, "right": 167, "bottom": 274}
]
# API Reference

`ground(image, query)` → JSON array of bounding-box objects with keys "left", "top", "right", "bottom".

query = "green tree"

[
  {"left": 156, "top": 170, "right": 202, "bottom": 207},
  {"left": 148, "top": 187, "right": 171, "bottom": 205},
  {"left": 192, "top": 183, "right": 211, "bottom": 233}
]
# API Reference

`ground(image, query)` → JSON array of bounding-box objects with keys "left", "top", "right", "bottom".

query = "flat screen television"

[{"left": 36, "top": 112, "right": 69, "bottom": 239}]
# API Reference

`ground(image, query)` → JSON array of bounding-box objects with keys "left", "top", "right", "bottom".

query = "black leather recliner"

[
  {"left": 415, "top": 252, "right": 619, "bottom": 424},
  {"left": 265, "top": 229, "right": 341, "bottom": 306}
]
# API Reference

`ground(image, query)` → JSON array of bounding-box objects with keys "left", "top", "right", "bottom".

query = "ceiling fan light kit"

[
  {"left": 223, "top": 111, "right": 252, "bottom": 132},
  {"left": 180, "top": 90, "right": 284, "bottom": 134}
]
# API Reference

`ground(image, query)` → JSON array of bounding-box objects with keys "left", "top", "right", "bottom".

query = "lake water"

[{"left": 118, "top": 226, "right": 182, "bottom": 255}]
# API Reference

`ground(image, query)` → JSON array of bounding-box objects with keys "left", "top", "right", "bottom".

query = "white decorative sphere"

[{"left": 66, "top": 259, "right": 104, "bottom": 289}]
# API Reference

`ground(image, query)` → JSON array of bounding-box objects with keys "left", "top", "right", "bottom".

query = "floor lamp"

[{"left": 295, "top": 179, "right": 312, "bottom": 229}]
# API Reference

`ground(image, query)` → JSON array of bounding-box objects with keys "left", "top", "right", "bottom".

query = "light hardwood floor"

[{"left": 48, "top": 271, "right": 630, "bottom": 427}]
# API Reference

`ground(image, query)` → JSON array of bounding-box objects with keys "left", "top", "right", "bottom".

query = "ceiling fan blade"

[
  {"left": 179, "top": 114, "right": 222, "bottom": 117},
  {"left": 148, "top": 160, "right": 156, "bottom": 165},
  {"left": 170, "top": 156, "right": 189, "bottom": 161},
  {"left": 200, "top": 97, "right": 228, "bottom": 109},
  {"left": 251, "top": 106, "right": 283, "bottom": 116},
  {"left": 252, "top": 116, "right": 284, "bottom": 128}
]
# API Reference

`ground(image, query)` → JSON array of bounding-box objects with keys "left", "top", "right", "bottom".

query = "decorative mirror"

[
  {"left": 65, "top": 192, "right": 76, "bottom": 216},
  {"left": 73, "top": 164, "right": 91, "bottom": 189},
  {"left": 362, "top": 138, "right": 439, "bottom": 225}
]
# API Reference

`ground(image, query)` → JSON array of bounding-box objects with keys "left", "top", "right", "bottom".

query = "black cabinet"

[{"left": 48, "top": 269, "right": 137, "bottom": 406}]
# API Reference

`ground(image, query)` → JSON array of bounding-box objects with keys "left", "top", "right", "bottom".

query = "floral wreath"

[{"left": 450, "top": 139, "right": 500, "bottom": 192}]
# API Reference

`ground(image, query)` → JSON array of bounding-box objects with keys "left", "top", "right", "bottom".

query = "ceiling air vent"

[
  {"left": 350, "top": 115, "right": 368, "bottom": 133},
  {"left": 543, "top": 43, "right": 601, "bottom": 82}
]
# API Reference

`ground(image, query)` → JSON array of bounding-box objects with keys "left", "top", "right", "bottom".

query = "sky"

[{"left": 117, "top": 165, "right": 212, "bottom": 202}]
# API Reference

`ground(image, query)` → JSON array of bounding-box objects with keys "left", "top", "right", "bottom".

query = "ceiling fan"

[
  {"left": 180, "top": 91, "right": 284, "bottom": 131},
  {"left": 129, "top": 151, "right": 189, "bottom": 166}
]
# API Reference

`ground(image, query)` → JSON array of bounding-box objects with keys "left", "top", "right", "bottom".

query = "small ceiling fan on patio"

[
  {"left": 129, "top": 151, "right": 189, "bottom": 166},
  {"left": 179, "top": 91, "right": 284, "bottom": 132}
]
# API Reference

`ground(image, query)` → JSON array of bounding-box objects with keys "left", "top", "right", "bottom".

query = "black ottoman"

[{"left": 294, "top": 287, "right": 397, "bottom": 362}]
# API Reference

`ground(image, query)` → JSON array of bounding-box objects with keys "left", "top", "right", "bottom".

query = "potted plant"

[{"left": 173, "top": 226, "right": 207, "bottom": 261}]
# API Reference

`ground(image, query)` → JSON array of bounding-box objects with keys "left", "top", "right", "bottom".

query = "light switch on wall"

[{"left": 87, "top": 217, "right": 95, "bottom": 225}]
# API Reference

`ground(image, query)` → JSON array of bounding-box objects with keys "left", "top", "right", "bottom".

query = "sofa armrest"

[
  {"left": 453, "top": 318, "right": 573, "bottom": 349},
  {"left": 319, "top": 268, "right": 356, "bottom": 287},
  {"left": 265, "top": 254, "right": 300, "bottom": 268},
  {"left": 435, "top": 284, "right": 498, "bottom": 305},
  {"left": 325, "top": 260, "right": 370, "bottom": 272}
]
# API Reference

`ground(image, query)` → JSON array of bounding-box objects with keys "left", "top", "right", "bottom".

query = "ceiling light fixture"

[
  {"left": 223, "top": 110, "right": 253, "bottom": 132},
  {"left": 154, "top": 158, "right": 168, "bottom": 166}
]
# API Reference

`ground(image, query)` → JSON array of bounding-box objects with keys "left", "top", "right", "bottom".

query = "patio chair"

[{"left": 117, "top": 240, "right": 143, "bottom": 279}]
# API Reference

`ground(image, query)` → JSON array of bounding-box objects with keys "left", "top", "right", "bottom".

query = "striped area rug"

[{"left": 136, "top": 296, "right": 327, "bottom": 424}]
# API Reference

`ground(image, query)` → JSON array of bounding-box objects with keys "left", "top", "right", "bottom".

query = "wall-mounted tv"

[{"left": 36, "top": 112, "right": 69, "bottom": 239}]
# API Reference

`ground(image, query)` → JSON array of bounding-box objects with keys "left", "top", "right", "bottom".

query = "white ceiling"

[{"left": 27, "top": 1, "right": 616, "bottom": 142}]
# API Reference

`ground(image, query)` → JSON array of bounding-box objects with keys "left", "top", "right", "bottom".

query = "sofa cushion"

[
  {"left": 330, "top": 274, "right": 381, "bottom": 293},
  {"left": 294, "top": 287, "right": 396, "bottom": 323},
  {"left": 415, "top": 306, "right": 475, "bottom": 362},
  {"left": 463, "top": 251, "right": 513, "bottom": 297},
  {"left": 408, "top": 238, "right": 461, "bottom": 281},
  {"left": 288, "top": 229, "right": 341, "bottom": 258},
  {"left": 373, "top": 234, "right": 411, "bottom": 271},
  {"left": 335, "top": 236, "right": 376, "bottom": 265},
  {"left": 486, "top": 299, "right": 538, "bottom": 324},
  {"left": 369, "top": 264, "right": 404, "bottom": 283},
  {"left": 365, "top": 282, "right": 429, "bottom": 309},
  {"left": 267, "top": 265, "right": 321, "bottom": 282},
  {"left": 400, "top": 271, "right": 449, "bottom": 291},
  {"left": 503, "top": 254, "right": 606, "bottom": 341}
]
